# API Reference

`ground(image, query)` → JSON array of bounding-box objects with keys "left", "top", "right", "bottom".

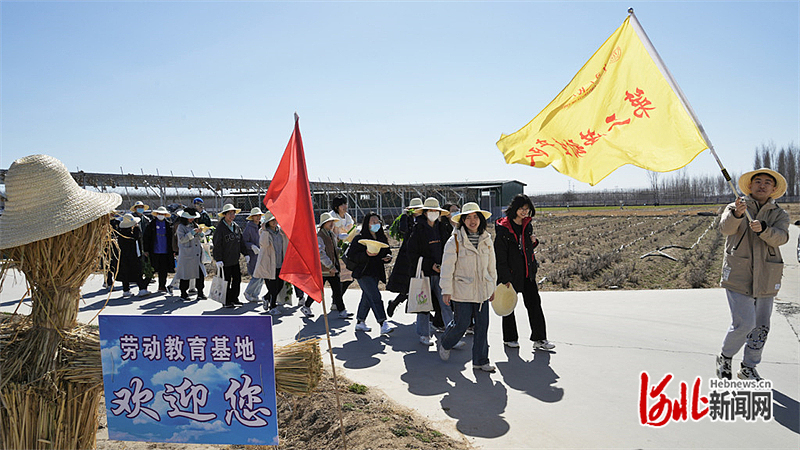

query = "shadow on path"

[
  {"left": 496, "top": 346, "right": 564, "bottom": 403},
  {"left": 441, "top": 370, "right": 510, "bottom": 438},
  {"left": 773, "top": 389, "right": 799, "bottom": 434}
]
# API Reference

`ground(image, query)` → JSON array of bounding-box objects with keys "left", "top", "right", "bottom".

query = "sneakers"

[
  {"left": 473, "top": 363, "right": 496, "bottom": 373},
  {"left": 179, "top": 293, "right": 190, "bottom": 301},
  {"left": 300, "top": 306, "right": 314, "bottom": 318},
  {"left": 387, "top": 298, "right": 402, "bottom": 317},
  {"left": 737, "top": 364, "right": 762, "bottom": 381},
  {"left": 355, "top": 321, "right": 371, "bottom": 332},
  {"left": 380, "top": 321, "right": 395, "bottom": 335},
  {"left": 716, "top": 354, "right": 732, "bottom": 380},
  {"left": 452, "top": 340, "right": 467, "bottom": 350},
  {"left": 504, "top": 341, "right": 520, "bottom": 348},
  {"left": 420, "top": 335, "right": 433, "bottom": 346},
  {"left": 122, "top": 290, "right": 133, "bottom": 298},
  {"left": 188, "top": 288, "right": 198, "bottom": 294},
  {"left": 138, "top": 289, "right": 151, "bottom": 297},
  {"left": 338, "top": 309, "right": 354, "bottom": 319},
  {"left": 533, "top": 340, "right": 555, "bottom": 350},
  {"left": 465, "top": 326, "right": 474, "bottom": 335},
  {"left": 437, "top": 339, "right": 450, "bottom": 361},
  {"left": 196, "top": 293, "right": 207, "bottom": 300},
  {"left": 330, "top": 303, "right": 339, "bottom": 311}
]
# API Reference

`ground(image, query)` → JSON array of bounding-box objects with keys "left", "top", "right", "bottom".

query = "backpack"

[{"left": 340, "top": 242, "right": 359, "bottom": 271}]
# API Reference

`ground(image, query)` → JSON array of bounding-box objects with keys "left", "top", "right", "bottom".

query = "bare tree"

[{"left": 646, "top": 171, "right": 661, "bottom": 204}]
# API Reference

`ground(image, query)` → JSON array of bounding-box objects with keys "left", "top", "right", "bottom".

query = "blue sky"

[{"left": 2, "top": 1, "right": 798, "bottom": 194}]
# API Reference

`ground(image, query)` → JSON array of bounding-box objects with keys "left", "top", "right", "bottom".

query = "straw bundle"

[
  {"left": 0, "top": 217, "right": 115, "bottom": 450},
  {"left": 274, "top": 338, "right": 322, "bottom": 396}
]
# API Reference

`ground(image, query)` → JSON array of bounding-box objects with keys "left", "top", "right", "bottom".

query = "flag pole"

[
  {"left": 628, "top": 8, "right": 753, "bottom": 221},
  {"left": 320, "top": 289, "right": 348, "bottom": 449}
]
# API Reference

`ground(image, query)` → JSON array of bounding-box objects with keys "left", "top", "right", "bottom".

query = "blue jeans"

[
  {"left": 441, "top": 300, "right": 490, "bottom": 366},
  {"left": 417, "top": 274, "right": 448, "bottom": 336},
  {"left": 244, "top": 277, "right": 263, "bottom": 299},
  {"left": 356, "top": 276, "right": 386, "bottom": 324}
]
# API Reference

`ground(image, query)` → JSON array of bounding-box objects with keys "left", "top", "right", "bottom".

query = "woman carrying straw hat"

[
  {"left": 213, "top": 203, "right": 249, "bottom": 308},
  {"left": 117, "top": 213, "right": 150, "bottom": 298},
  {"left": 253, "top": 211, "right": 288, "bottom": 314},
  {"left": 495, "top": 194, "right": 555, "bottom": 351},
  {"left": 437, "top": 202, "right": 497, "bottom": 372},
  {"left": 348, "top": 212, "right": 395, "bottom": 335},
  {"left": 243, "top": 207, "right": 265, "bottom": 303},
  {"left": 318, "top": 212, "right": 353, "bottom": 318},
  {"left": 407, "top": 197, "right": 452, "bottom": 346},
  {"left": 175, "top": 207, "right": 207, "bottom": 301},
  {"left": 143, "top": 206, "right": 175, "bottom": 293}
]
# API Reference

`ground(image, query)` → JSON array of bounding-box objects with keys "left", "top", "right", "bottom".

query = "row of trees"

[{"left": 531, "top": 143, "right": 798, "bottom": 207}]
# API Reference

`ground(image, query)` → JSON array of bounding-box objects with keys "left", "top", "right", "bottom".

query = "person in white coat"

[
  {"left": 174, "top": 208, "right": 207, "bottom": 301},
  {"left": 253, "top": 211, "right": 289, "bottom": 315},
  {"left": 437, "top": 202, "right": 497, "bottom": 372}
]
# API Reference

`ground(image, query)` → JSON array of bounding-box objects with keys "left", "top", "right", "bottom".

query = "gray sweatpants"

[{"left": 721, "top": 289, "right": 773, "bottom": 368}]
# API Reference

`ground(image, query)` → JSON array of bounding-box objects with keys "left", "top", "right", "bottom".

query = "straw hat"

[
  {"left": 359, "top": 238, "right": 389, "bottom": 254},
  {"left": 262, "top": 211, "right": 275, "bottom": 224},
  {"left": 118, "top": 213, "right": 141, "bottom": 229},
  {"left": 739, "top": 168, "right": 787, "bottom": 199},
  {"left": 421, "top": 197, "right": 449, "bottom": 215},
  {"left": 492, "top": 283, "right": 518, "bottom": 317},
  {"left": 130, "top": 201, "right": 149, "bottom": 212},
  {"left": 246, "top": 207, "right": 264, "bottom": 219},
  {"left": 0, "top": 154, "right": 122, "bottom": 250},
  {"left": 152, "top": 206, "right": 171, "bottom": 217},
  {"left": 451, "top": 202, "right": 491, "bottom": 222},
  {"left": 319, "top": 212, "right": 338, "bottom": 227},
  {"left": 218, "top": 203, "right": 242, "bottom": 216},
  {"left": 404, "top": 197, "right": 424, "bottom": 211}
]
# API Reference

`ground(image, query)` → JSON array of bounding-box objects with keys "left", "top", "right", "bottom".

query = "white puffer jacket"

[{"left": 440, "top": 227, "right": 497, "bottom": 303}]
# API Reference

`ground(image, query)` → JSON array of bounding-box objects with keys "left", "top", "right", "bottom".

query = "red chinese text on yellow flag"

[{"left": 496, "top": 15, "right": 708, "bottom": 186}]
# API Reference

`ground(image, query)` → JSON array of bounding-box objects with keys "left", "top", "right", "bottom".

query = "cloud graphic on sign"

[
  {"left": 100, "top": 338, "right": 129, "bottom": 376},
  {"left": 166, "top": 419, "right": 229, "bottom": 443}
]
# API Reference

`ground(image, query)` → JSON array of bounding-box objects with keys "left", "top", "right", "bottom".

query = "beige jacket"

[
  {"left": 440, "top": 227, "right": 497, "bottom": 303},
  {"left": 719, "top": 197, "right": 789, "bottom": 297},
  {"left": 253, "top": 226, "right": 289, "bottom": 280}
]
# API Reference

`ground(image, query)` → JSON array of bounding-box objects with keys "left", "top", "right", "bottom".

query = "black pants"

[
  {"left": 264, "top": 267, "right": 284, "bottom": 309},
  {"left": 122, "top": 278, "right": 147, "bottom": 292},
  {"left": 150, "top": 253, "right": 173, "bottom": 290},
  {"left": 223, "top": 264, "right": 242, "bottom": 306},
  {"left": 502, "top": 277, "right": 547, "bottom": 342},
  {"left": 179, "top": 276, "right": 205, "bottom": 297},
  {"left": 322, "top": 275, "right": 345, "bottom": 311}
]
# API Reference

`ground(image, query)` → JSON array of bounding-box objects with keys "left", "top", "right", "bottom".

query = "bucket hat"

[
  {"left": 451, "top": 202, "right": 491, "bottom": 222},
  {"left": 319, "top": 212, "right": 338, "bottom": 227},
  {"left": 152, "top": 206, "right": 171, "bottom": 217},
  {"left": 262, "top": 211, "right": 275, "bottom": 224},
  {"left": 246, "top": 207, "right": 264, "bottom": 219},
  {"left": 359, "top": 238, "right": 389, "bottom": 254},
  {"left": 0, "top": 154, "right": 122, "bottom": 250},
  {"left": 218, "top": 203, "right": 242, "bottom": 217},
  {"left": 118, "top": 213, "right": 141, "bottom": 229},
  {"left": 420, "top": 197, "right": 449, "bottom": 215},
  {"left": 179, "top": 209, "right": 200, "bottom": 219},
  {"left": 739, "top": 168, "right": 787, "bottom": 199},
  {"left": 130, "top": 201, "right": 150, "bottom": 212},
  {"left": 492, "top": 283, "right": 518, "bottom": 317},
  {"left": 404, "top": 197, "right": 424, "bottom": 211}
]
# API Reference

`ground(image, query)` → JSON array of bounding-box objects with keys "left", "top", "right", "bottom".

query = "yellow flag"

[{"left": 496, "top": 15, "right": 708, "bottom": 186}]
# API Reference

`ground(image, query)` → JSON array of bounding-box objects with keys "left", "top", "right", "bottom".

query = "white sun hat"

[
  {"left": 152, "top": 206, "right": 171, "bottom": 217},
  {"left": 179, "top": 209, "right": 200, "bottom": 219},
  {"left": 420, "top": 197, "right": 450, "bottom": 215},
  {"left": 451, "top": 202, "right": 491, "bottom": 222},
  {"left": 129, "top": 201, "right": 150, "bottom": 212},
  {"left": 218, "top": 203, "right": 242, "bottom": 217},
  {"left": 404, "top": 197, "right": 424, "bottom": 211},
  {"left": 359, "top": 238, "right": 389, "bottom": 254},
  {"left": 246, "top": 207, "right": 264, "bottom": 219},
  {"left": 0, "top": 154, "right": 122, "bottom": 250},
  {"left": 118, "top": 213, "right": 141, "bottom": 229},
  {"left": 319, "top": 212, "right": 338, "bottom": 227},
  {"left": 491, "top": 283, "right": 518, "bottom": 317},
  {"left": 261, "top": 211, "right": 275, "bottom": 224}
]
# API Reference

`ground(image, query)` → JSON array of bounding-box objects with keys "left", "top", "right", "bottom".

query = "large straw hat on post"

[{"left": 0, "top": 154, "right": 122, "bottom": 449}]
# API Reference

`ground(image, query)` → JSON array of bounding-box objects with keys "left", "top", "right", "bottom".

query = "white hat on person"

[
  {"left": 246, "top": 207, "right": 264, "bottom": 219},
  {"left": 319, "top": 212, "right": 338, "bottom": 227},
  {"left": 152, "top": 206, "right": 171, "bottom": 217},
  {"left": 130, "top": 201, "right": 150, "bottom": 212},
  {"left": 0, "top": 154, "right": 122, "bottom": 250},
  {"left": 118, "top": 213, "right": 141, "bottom": 229},
  {"left": 420, "top": 197, "right": 450, "bottom": 215},
  {"left": 404, "top": 197, "right": 424, "bottom": 211},
  {"left": 451, "top": 202, "right": 491, "bottom": 222},
  {"left": 218, "top": 203, "right": 242, "bottom": 217}
]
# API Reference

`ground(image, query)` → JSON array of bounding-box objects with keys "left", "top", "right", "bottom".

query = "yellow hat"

[
  {"left": 359, "top": 238, "right": 389, "bottom": 254},
  {"left": 491, "top": 284, "right": 518, "bottom": 317},
  {"left": 739, "top": 168, "right": 787, "bottom": 199}
]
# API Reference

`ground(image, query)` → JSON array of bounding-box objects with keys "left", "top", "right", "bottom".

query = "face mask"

[
  {"left": 156, "top": 215, "right": 165, "bottom": 221},
  {"left": 369, "top": 223, "right": 381, "bottom": 233},
  {"left": 426, "top": 211, "right": 440, "bottom": 223},
  {"left": 136, "top": 208, "right": 144, "bottom": 214}
]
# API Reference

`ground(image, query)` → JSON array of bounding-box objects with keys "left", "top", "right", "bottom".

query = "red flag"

[{"left": 263, "top": 115, "right": 323, "bottom": 303}]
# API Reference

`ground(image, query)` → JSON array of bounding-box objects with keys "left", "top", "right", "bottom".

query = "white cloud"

[
  {"left": 166, "top": 420, "right": 228, "bottom": 443},
  {"left": 150, "top": 361, "right": 243, "bottom": 389},
  {"left": 101, "top": 339, "right": 128, "bottom": 376}
]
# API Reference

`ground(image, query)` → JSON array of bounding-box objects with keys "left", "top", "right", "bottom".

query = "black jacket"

[
  {"left": 143, "top": 219, "right": 174, "bottom": 254},
  {"left": 349, "top": 231, "right": 391, "bottom": 283},
  {"left": 407, "top": 215, "right": 450, "bottom": 277},
  {"left": 116, "top": 226, "right": 143, "bottom": 282},
  {"left": 494, "top": 215, "right": 539, "bottom": 292},
  {"left": 212, "top": 220, "right": 247, "bottom": 266}
]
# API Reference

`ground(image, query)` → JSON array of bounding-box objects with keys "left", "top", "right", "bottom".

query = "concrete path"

[{"left": 2, "top": 224, "right": 798, "bottom": 449}]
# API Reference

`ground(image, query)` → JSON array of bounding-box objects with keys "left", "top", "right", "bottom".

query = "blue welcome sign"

[{"left": 99, "top": 315, "right": 278, "bottom": 445}]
